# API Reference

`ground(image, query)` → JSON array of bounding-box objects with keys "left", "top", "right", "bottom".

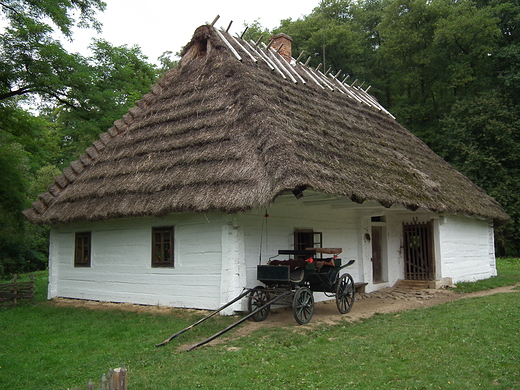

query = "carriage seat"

[{"left": 290, "top": 269, "right": 305, "bottom": 282}]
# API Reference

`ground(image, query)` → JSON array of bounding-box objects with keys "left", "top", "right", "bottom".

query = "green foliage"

[
  {"left": 47, "top": 39, "right": 157, "bottom": 165},
  {"left": 156, "top": 50, "right": 179, "bottom": 78},
  {"left": 439, "top": 92, "right": 520, "bottom": 255},
  {"left": 496, "top": 42, "right": 520, "bottom": 104},
  {"left": 0, "top": 0, "right": 106, "bottom": 103},
  {"left": 0, "top": 0, "right": 106, "bottom": 37},
  {"left": 0, "top": 0, "right": 157, "bottom": 275},
  {"left": 277, "top": 0, "right": 370, "bottom": 75},
  {"left": 241, "top": 19, "right": 274, "bottom": 45},
  {"left": 0, "top": 137, "right": 46, "bottom": 278}
]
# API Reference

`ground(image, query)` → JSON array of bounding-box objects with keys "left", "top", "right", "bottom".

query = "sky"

[{"left": 63, "top": 0, "right": 321, "bottom": 64}]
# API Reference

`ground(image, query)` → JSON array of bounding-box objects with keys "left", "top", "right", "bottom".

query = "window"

[
  {"left": 294, "top": 229, "right": 322, "bottom": 258},
  {"left": 75, "top": 232, "right": 91, "bottom": 267},
  {"left": 152, "top": 227, "right": 174, "bottom": 267}
]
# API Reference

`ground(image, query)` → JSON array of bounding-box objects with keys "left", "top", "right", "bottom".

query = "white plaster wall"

[
  {"left": 437, "top": 215, "right": 496, "bottom": 283},
  {"left": 353, "top": 211, "right": 416, "bottom": 292},
  {"left": 354, "top": 212, "right": 497, "bottom": 286},
  {"left": 48, "top": 213, "right": 226, "bottom": 309},
  {"left": 48, "top": 196, "right": 498, "bottom": 311},
  {"left": 220, "top": 216, "right": 246, "bottom": 314}
]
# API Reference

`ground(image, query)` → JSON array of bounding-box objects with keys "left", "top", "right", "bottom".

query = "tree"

[
  {"left": 276, "top": 0, "right": 373, "bottom": 80},
  {"left": 440, "top": 92, "right": 520, "bottom": 255},
  {"left": 0, "top": 0, "right": 106, "bottom": 104},
  {"left": 157, "top": 51, "right": 179, "bottom": 77},
  {"left": 47, "top": 39, "right": 157, "bottom": 165},
  {"left": 0, "top": 0, "right": 159, "bottom": 276},
  {"left": 241, "top": 19, "right": 273, "bottom": 45},
  {"left": 0, "top": 134, "right": 46, "bottom": 277},
  {"left": 0, "top": 0, "right": 110, "bottom": 169}
]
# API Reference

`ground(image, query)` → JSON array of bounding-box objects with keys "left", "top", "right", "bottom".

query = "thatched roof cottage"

[{"left": 25, "top": 24, "right": 508, "bottom": 312}]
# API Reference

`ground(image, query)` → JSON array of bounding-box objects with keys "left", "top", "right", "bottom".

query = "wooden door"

[
  {"left": 371, "top": 226, "right": 383, "bottom": 283},
  {"left": 403, "top": 220, "right": 434, "bottom": 280}
]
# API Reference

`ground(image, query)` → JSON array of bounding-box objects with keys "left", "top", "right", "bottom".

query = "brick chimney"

[{"left": 269, "top": 33, "right": 293, "bottom": 63}]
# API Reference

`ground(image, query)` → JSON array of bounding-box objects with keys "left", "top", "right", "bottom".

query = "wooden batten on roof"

[{"left": 23, "top": 23, "right": 509, "bottom": 226}]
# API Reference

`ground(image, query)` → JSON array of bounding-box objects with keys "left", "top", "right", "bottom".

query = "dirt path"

[
  {"left": 51, "top": 283, "right": 519, "bottom": 349},
  {"left": 238, "top": 284, "right": 519, "bottom": 331}
]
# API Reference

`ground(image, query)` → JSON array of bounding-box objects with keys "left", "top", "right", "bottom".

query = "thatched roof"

[{"left": 24, "top": 24, "right": 509, "bottom": 226}]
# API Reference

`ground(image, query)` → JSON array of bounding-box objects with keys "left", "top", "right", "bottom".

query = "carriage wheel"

[
  {"left": 292, "top": 286, "right": 314, "bottom": 325},
  {"left": 336, "top": 273, "right": 355, "bottom": 314},
  {"left": 248, "top": 286, "right": 271, "bottom": 322}
]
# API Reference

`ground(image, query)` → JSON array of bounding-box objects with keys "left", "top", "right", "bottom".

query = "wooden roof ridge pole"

[
  {"left": 330, "top": 74, "right": 369, "bottom": 104},
  {"left": 354, "top": 86, "right": 380, "bottom": 107},
  {"left": 285, "top": 60, "right": 306, "bottom": 84},
  {"left": 255, "top": 44, "right": 286, "bottom": 79},
  {"left": 299, "top": 62, "right": 326, "bottom": 89},
  {"left": 357, "top": 89, "right": 396, "bottom": 119},
  {"left": 245, "top": 40, "right": 275, "bottom": 70},
  {"left": 245, "top": 39, "right": 271, "bottom": 67},
  {"left": 268, "top": 48, "right": 297, "bottom": 83},
  {"left": 342, "top": 81, "right": 365, "bottom": 102},
  {"left": 334, "top": 78, "right": 363, "bottom": 102},
  {"left": 349, "top": 82, "right": 395, "bottom": 118},
  {"left": 210, "top": 15, "right": 220, "bottom": 26},
  {"left": 362, "top": 91, "right": 388, "bottom": 113},
  {"left": 340, "top": 78, "right": 377, "bottom": 107},
  {"left": 343, "top": 79, "right": 382, "bottom": 109},
  {"left": 316, "top": 69, "right": 338, "bottom": 92},
  {"left": 295, "top": 51, "right": 305, "bottom": 64},
  {"left": 306, "top": 66, "right": 334, "bottom": 91},
  {"left": 225, "top": 20, "right": 233, "bottom": 33},
  {"left": 229, "top": 33, "right": 257, "bottom": 63},
  {"left": 214, "top": 28, "right": 242, "bottom": 61},
  {"left": 269, "top": 48, "right": 305, "bottom": 84}
]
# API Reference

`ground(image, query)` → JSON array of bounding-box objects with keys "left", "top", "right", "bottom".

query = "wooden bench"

[{"left": 354, "top": 282, "right": 368, "bottom": 294}]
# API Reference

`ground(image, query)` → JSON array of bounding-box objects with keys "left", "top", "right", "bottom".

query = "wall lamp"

[{"left": 292, "top": 185, "right": 307, "bottom": 199}]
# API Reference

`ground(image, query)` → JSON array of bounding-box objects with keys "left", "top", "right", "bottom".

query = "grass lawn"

[{"left": 0, "top": 259, "right": 519, "bottom": 390}]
